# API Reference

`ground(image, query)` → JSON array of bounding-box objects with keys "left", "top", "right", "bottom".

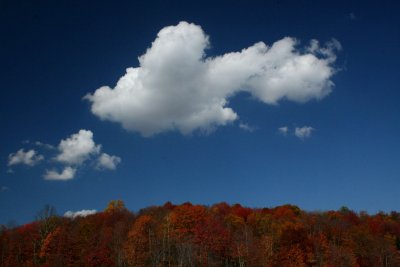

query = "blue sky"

[{"left": 1, "top": 0, "right": 400, "bottom": 224}]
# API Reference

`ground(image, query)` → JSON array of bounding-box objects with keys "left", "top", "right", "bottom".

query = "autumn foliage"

[{"left": 1, "top": 201, "right": 400, "bottom": 266}]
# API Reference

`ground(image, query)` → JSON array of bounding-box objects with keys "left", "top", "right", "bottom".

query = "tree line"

[{"left": 1, "top": 200, "right": 400, "bottom": 266}]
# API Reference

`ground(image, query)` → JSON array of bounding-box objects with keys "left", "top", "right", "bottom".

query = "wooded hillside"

[{"left": 1, "top": 201, "right": 400, "bottom": 266}]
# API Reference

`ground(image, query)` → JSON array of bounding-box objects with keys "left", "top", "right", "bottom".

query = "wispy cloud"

[
  {"left": 8, "top": 149, "right": 43, "bottom": 167},
  {"left": 64, "top": 209, "right": 97, "bottom": 219},
  {"left": 21, "top": 140, "right": 55, "bottom": 150},
  {"left": 34, "top": 141, "right": 55, "bottom": 150},
  {"left": 239, "top": 122, "right": 256, "bottom": 132},
  {"left": 0, "top": 186, "right": 10, "bottom": 192},
  {"left": 278, "top": 126, "right": 289, "bottom": 136},
  {"left": 295, "top": 126, "right": 314, "bottom": 139},
  {"left": 349, "top": 12, "right": 356, "bottom": 20},
  {"left": 277, "top": 125, "right": 315, "bottom": 139}
]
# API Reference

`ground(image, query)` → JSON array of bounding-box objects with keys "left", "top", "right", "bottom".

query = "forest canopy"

[{"left": 1, "top": 201, "right": 400, "bottom": 267}]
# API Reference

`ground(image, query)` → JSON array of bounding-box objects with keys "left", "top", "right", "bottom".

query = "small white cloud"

[
  {"left": 64, "top": 209, "right": 97, "bottom": 219},
  {"left": 44, "top": 166, "right": 76, "bottom": 181},
  {"left": 85, "top": 21, "right": 340, "bottom": 137},
  {"left": 7, "top": 130, "right": 121, "bottom": 181},
  {"left": 239, "top": 122, "right": 256, "bottom": 132},
  {"left": 295, "top": 126, "right": 314, "bottom": 139},
  {"left": 56, "top": 130, "right": 101, "bottom": 165},
  {"left": 8, "top": 149, "right": 44, "bottom": 166},
  {"left": 97, "top": 153, "right": 121, "bottom": 170},
  {"left": 278, "top": 126, "right": 289, "bottom": 135}
]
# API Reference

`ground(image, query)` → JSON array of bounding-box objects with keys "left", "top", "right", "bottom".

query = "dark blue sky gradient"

[{"left": 1, "top": 0, "right": 400, "bottom": 224}]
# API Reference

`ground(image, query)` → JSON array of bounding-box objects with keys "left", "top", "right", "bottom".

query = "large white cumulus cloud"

[{"left": 85, "top": 21, "right": 340, "bottom": 136}]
